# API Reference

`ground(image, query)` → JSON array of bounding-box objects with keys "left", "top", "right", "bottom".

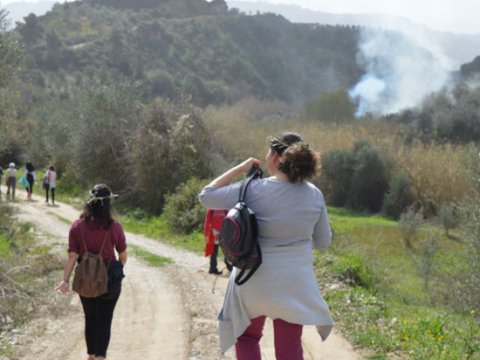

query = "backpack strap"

[
  {"left": 98, "top": 230, "right": 110, "bottom": 254},
  {"left": 79, "top": 227, "right": 88, "bottom": 254},
  {"left": 234, "top": 243, "right": 263, "bottom": 285},
  {"left": 79, "top": 225, "right": 110, "bottom": 256},
  {"left": 238, "top": 166, "right": 263, "bottom": 202},
  {"left": 234, "top": 166, "right": 263, "bottom": 285}
]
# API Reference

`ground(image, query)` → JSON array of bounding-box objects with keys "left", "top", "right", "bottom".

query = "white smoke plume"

[{"left": 350, "top": 26, "right": 454, "bottom": 116}]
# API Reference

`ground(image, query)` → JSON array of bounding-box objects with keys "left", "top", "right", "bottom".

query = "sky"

[{"left": 1, "top": 0, "right": 478, "bottom": 34}]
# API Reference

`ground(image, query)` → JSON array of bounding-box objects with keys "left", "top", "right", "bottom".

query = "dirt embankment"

[{"left": 3, "top": 193, "right": 361, "bottom": 360}]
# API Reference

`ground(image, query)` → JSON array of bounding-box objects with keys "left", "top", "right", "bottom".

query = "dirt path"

[{"left": 3, "top": 191, "right": 361, "bottom": 360}]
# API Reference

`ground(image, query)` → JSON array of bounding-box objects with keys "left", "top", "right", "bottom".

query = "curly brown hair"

[{"left": 270, "top": 132, "right": 320, "bottom": 183}]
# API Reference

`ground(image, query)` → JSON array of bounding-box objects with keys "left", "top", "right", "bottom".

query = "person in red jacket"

[{"left": 204, "top": 208, "right": 228, "bottom": 275}]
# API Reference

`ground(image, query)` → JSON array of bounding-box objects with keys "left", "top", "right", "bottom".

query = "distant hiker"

[
  {"left": 43, "top": 165, "right": 57, "bottom": 205},
  {"left": 199, "top": 132, "right": 334, "bottom": 359},
  {"left": 6, "top": 162, "right": 17, "bottom": 201},
  {"left": 204, "top": 208, "right": 228, "bottom": 275},
  {"left": 25, "top": 161, "right": 35, "bottom": 200},
  {"left": 55, "top": 184, "right": 127, "bottom": 360}
]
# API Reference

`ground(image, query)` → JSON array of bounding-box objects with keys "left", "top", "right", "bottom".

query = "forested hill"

[{"left": 16, "top": 0, "right": 363, "bottom": 106}]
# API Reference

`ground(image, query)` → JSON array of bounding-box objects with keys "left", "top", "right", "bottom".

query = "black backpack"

[{"left": 220, "top": 166, "right": 263, "bottom": 285}]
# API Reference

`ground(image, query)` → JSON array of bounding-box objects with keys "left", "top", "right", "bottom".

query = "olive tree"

[
  {"left": 125, "top": 99, "right": 211, "bottom": 214},
  {"left": 0, "top": 9, "right": 21, "bottom": 161}
]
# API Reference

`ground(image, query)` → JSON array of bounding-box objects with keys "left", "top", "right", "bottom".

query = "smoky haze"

[{"left": 349, "top": 27, "right": 452, "bottom": 116}]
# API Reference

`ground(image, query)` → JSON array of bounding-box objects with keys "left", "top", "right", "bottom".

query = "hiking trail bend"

[{"left": 5, "top": 193, "right": 361, "bottom": 360}]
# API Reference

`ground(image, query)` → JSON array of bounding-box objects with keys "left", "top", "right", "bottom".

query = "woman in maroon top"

[{"left": 56, "top": 184, "right": 127, "bottom": 360}]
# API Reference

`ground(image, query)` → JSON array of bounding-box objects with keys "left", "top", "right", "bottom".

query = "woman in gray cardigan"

[{"left": 199, "top": 132, "right": 334, "bottom": 360}]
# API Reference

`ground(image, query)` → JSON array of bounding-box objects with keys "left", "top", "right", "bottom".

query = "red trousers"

[{"left": 235, "top": 316, "right": 303, "bottom": 360}]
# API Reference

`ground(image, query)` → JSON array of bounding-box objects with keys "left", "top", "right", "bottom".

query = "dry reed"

[{"left": 202, "top": 106, "right": 469, "bottom": 212}]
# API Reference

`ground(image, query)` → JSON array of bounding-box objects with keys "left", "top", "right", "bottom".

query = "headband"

[
  {"left": 269, "top": 136, "right": 309, "bottom": 154},
  {"left": 86, "top": 192, "right": 119, "bottom": 206}
]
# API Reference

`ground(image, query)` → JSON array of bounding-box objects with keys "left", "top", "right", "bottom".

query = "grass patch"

[
  {"left": 46, "top": 211, "right": 71, "bottom": 225},
  {"left": 119, "top": 212, "right": 204, "bottom": 254},
  {"left": 324, "top": 288, "right": 479, "bottom": 359},
  {"left": 0, "top": 234, "right": 12, "bottom": 258},
  {"left": 0, "top": 204, "right": 63, "bottom": 346},
  {"left": 0, "top": 343, "right": 14, "bottom": 358},
  {"left": 315, "top": 206, "right": 479, "bottom": 359},
  {"left": 129, "top": 244, "right": 173, "bottom": 267}
]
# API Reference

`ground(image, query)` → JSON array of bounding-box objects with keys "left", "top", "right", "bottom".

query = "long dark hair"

[
  {"left": 269, "top": 132, "right": 320, "bottom": 183},
  {"left": 26, "top": 162, "right": 35, "bottom": 172},
  {"left": 80, "top": 184, "right": 116, "bottom": 228}
]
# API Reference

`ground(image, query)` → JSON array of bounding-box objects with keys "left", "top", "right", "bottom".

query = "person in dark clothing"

[
  {"left": 43, "top": 166, "right": 57, "bottom": 205},
  {"left": 56, "top": 184, "right": 127, "bottom": 360},
  {"left": 25, "top": 162, "right": 35, "bottom": 200}
]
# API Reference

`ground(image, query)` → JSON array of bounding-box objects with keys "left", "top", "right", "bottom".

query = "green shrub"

[
  {"left": 71, "top": 83, "right": 142, "bottom": 191},
  {"left": 452, "top": 146, "right": 480, "bottom": 313},
  {"left": 332, "top": 254, "right": 376, "bottom": 289},
  {"left": 437, "top": 203, "right": 459, "bottom": 236},
  {"left": 349, "top": 141, "right": 391, "bottom": 212},
  {"left": 398, "top": 208, "right": 423, "bottom": 250},
  {"left": 163, "top": 177, "right": 210, "bottom": 234},
  {"left": 382, "top": 173, "right": 414, "bottom": 219},
  {"left": 320, "top": 149, "right": 354, "bottom": 206},
  {"left": 126, "top": 99, "right": 211, "bottom": 214},
  {"left": 304, "top": 90, "right": 356, "bottom": 123},
  {"left": 320, "top": 140, "right": 391, "bottom": 212},
  {"left": 417, "top": 233, "right": 440, "bottom": 290},
  {"left": 0, "top": 204, "right": 62, "bottom": 333}
]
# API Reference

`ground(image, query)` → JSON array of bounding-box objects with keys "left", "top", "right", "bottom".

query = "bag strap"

[
  {"left": 234, "top": 243, "right": 263, "bottom": 285},
  {"left": 99, "top": 230, "right": 110, "bottom": 254},
  {"left": 235, "top": 168, "right": 263, "bottom": 285},
  {"left": 238, "top": 166, "right": 263, "bottom": 202}
]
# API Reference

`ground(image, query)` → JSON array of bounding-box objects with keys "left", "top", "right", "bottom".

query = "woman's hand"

[
  {"left": 207, "top": 157, "right": 262, "bottom": 188},
  {"left": 237, "top": 158, "right": 261, "bottom": 173},
  {"left": 56, "top": 252, "right": 78, "bottom": 294},
  {"left": 55, "top": 280, "right": 70, "bottom": 294},
  {"left": 204, "top": 158, "right": 260, "bottom": 188}
]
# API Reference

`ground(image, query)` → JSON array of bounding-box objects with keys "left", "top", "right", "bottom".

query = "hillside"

[
  {"left": 228, "top": 0, "right": 480, "bottom": 67},
  {"left": 15, "top": 0, "right": 363, "bottom": 106}
]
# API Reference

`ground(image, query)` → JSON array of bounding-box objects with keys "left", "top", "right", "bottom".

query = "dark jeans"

[
  {"left": 210, "top": 244, "right": 219, "bottom": 272},
  {"left": 45, "top": 185, "right": 55, "bottom": 203},
  {"left": 80, "top": 291, "right": 120, "bottom": 358},
  {"left": 26, "top": 173, "right": 34, "bottom": 194}
]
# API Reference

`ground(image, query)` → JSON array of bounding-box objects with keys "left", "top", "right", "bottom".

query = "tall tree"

[
  {"left": 17, "top": 13, "right": 43, "bottom": 46},
  {"left": 0, "top": 9, "right": 21, "bottom": 161}
]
